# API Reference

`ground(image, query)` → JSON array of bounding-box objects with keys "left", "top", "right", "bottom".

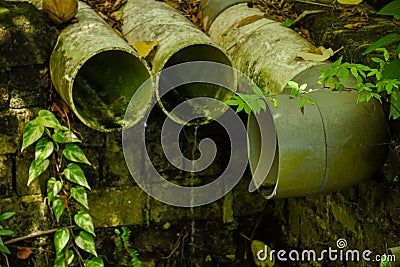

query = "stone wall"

[
  {"left": 1, "top": 2, "right": 400, "bottom": 267},
  {"left": 0, "top": 2, "right": 268, "bottom": 266}
]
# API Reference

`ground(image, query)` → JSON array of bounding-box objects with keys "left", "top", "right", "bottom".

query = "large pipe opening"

[
  {"left": 72, "top": 50, "right": 151, "bottom": 131},
  {"left": 158, "top": 44, "right": 236, "bottom": 125}
]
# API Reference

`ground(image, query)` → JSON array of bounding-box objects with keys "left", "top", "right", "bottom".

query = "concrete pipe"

[
  {"left": 201, "top": 1, "right": 333, "bottom": 95},
  {"left": 247, "top": 89, "right": 389, "bottom": 198},
  {"left": 50, "top": 1, "right": 152, "bottom": 132},
  {"left": 202, "top": 0, "right": 390, "bottom": 197},
  {"left": 123, "top": 0, "right": 236, "bottom": 125}
]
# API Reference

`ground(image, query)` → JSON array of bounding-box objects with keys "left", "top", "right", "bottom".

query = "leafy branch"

[
  {"left": 21, "top": 110, "right": 103, "bottom": 267},
  {"left": 319, "top": 46, "right": 400, "bottom": 119},
  {"left": 225, "top": 82, "right": 315, "bottom": 115},
  {"left": 114, "top": 227, "right": 141, "bottom": 267}
]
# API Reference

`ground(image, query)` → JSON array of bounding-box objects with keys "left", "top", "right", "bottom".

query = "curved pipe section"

[
  {"left": 248, "top": 89, "right": 389, "bottom": 198},
  {"left": 123, "top": 0, "right": 236, "bottom": 125},
  {"left": 203, "top": 0, "right": 390, "bottom": 198}
]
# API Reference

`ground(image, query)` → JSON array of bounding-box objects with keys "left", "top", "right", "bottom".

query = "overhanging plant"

[{"left": 21, "top": 109, "right": 103, "bottom": 267}]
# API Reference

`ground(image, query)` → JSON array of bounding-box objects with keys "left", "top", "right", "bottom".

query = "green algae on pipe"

[
  {"left": 205, "top": 3, "right": 323, "bottom": 95},
  {"left": 247, "top": 89, "right": 389, "bottom": 199},
  {"left": 50, "top": 1, "right": 152, "bottom": 132},
  {"left": 122, "top": 0, "right": 236, "bottom": 125}
]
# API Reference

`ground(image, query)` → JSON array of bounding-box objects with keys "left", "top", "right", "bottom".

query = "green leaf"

[
  {"left": 224, "top": 99, "right": 239, "bottom": 106},
  {"left": 236, "top": 102, "right": 244, "bottom": 113},
  {"left": 74, "top": 231, "right": 97, "bottom": 256},
  {"left": 36, "top": 110, "right": 62, "bottom": 129},
  {"left": 350, "top": 67, "right": 362, "bottom": 83},
  {"left": 331, "top": 56, "right": 343, "bottom": 69},
  {"left": 390, "top": 92, "right": 400, "bottom": 119},
  {"left": 67, "top": 249, "right": 74, "bottom": 265},
  {"left": 0, "top": 238, "right": 10, "bottom": 254},
  {"left": 248, "top": 99, "right": 261, "bottom": 113},
  {"left": 243, "top": 103, "right": 252, "bottom": 114},
  {"left": 74, "top": 211, "right": 95, "bottom": 236},
  {"left": 54, "top": 251, "right": 66, "bottom": 267},
  {"left": 378, "top": 0, "right": 400, "bottom": 17},
  {"left": 371, "top": 57, "right": 384, "bottom": 64},
  {"left": 258, "top": 98, "right": 267, "bottom": 111},
  {"left": 280, "top": 18, "right": 295, "bottom": 27},
  {"left": 252, "top": 86, "right": 264, "bottom": 97},
  {"left": 0, "top": 230, "right": 13, "bottom": 236},
  {"left": 299, "top": 97, "right": 307, "bottom": 109},
  {"left": 386, "top": 83, "right": 394, "bottom": 94},
  {"left": 306, "top": 98, "right": 316, "bottom": 105},
  {"left": 376, "top": 48, "right": 390, "bottom": 62},
  {"left": 35, "top": 138, "right": 54, "bottom": 162},
  {"left": 85, "top": 257, "right": 104, "bottom": 267},
  {"left": 372, "top": 93, "right": 382, "bottom": 100},
  {"left": 338, "top": 67, "right": 350, "bottom": 82},
  {"left": 383, "top": 59, "right": 400, "bottom": 79},
  {"left": 380, "top": 253, "right": 391, "bottom": 267},
  {"left": 27, "top": 159, "right": 49, "bottom": 186},
  {"left": 71, "top": 186, "right": 89, "bottom": 210},
  {"left": 359, "top": 93, "right": 367, "bottom": 102},
  {"left": 286, "top": 80, "right": 298, "bottom": 89},
  {"left": 52, "top": 129, "right": 81, "bottom": 144},
  {"left": 63, "top": 163, "right": 91, "bottom": 189},
  {"left": 62, "top": 144, "right": 91, "bottom": 165},
  {"left": 53, "top": 197, "right": 65, "bottom": 223},
  {"left": 0, "top": 212, "right": 14, "bottom": 221},
  {"left": 54, "top": 228, "right": 70, "bottom": 255},
  {"left": 21, "top": 120, "right": 44, "bottom": 152},
  {"left": 47, "top": 178, "right": 62, "bottom": 202},
  {"left": 363, "top": 34, "right": 400, "bottom": 54}
]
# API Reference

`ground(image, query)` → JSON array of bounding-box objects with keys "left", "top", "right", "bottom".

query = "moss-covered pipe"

[
  {"left": 122, "top": 0, "right": 236, "bottom": 125},
  {"left": 50, "top": 1, "right": 152, "bottom": 132},
  {"left": 202, "top": 0, "right": 389, "bottom": 198},
  {"left": 201, "top": 2, "right": 328, "bottom": 95}
]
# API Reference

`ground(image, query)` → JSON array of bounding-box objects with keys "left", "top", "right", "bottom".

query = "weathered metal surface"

[{"left": 50, "top": 1, "right": 152, "bottom": 132}]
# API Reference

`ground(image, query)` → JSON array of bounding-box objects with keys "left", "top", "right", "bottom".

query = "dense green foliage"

[{"left": 22, "top": 110, "right": 103, "bottom": 267}]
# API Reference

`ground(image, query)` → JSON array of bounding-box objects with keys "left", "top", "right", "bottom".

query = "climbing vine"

[{"left": 21, "top": 110, "right": 103, "bottom": 267}]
